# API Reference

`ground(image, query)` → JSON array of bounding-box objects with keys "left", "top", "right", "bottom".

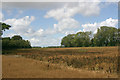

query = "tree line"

[
  {"left": 61, "top": 26, "right": 119, "bottom": 47},
  {"left": 0, "top": 22, "right": 31, "bottom": 49},
  {"left": 2, "top": 35, "right": 31, "bottom": 49}
]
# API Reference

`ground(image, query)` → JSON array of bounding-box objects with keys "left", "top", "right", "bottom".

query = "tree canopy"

[
  {"left": 61, "top": 26, "right": 118, "bottom": 47},
  {"left": 61, "top": 32, "right": 92, "bottom": 47},
  {"left": 93, "top": 26, "right": 118, "bottom": 46},
  {"left": 11, "top": 35, "right": 23, "bottom": 40},
  {"left": 2, "top": 35, "right": 31, "bottom": 49}
]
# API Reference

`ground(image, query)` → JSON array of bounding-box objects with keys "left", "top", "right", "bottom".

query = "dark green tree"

[
  {"left": 0, "top": 22, "right": 11, "bottom": 37},
  {"left": 11, "top": 35, "right": 23, "bottom": 40},
  {"left": 93, "top": 26, "right": 118, "bottom": 46},
  {"left": 74, "top": 32, "right": 91, "bottom": 47},
  {"left": 2, "top": 35, "right": 31, "bottom": 49},
  {"left": 61, "top": 26, "right": 118, "bottom": 47},
  {"left": 61, "top": 32, "right": 91, "bottom": 47},
  {"left": 61, "top": 34, "right": 75, "bottom": 47}
]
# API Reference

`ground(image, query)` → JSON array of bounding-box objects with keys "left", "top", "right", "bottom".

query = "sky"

[{"left": 0, "top": 0, "right": 119, "bottom": 47}]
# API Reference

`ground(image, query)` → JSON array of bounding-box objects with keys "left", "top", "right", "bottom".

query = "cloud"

[
  {"left": 100, "top": 18, "right": 118, "bottom": 27},
  {"left": 45, "top": 2, "right": 100, "bottom": 20},
  {"left": 44, "top": 6, "right": 77, "bottom": 20},
  {"left": 2, "top": 16, "right": 51, "bottom": 46},
  {"left": 4, "top": 16, "right": 35, "bottom": 34},
  {"left": 64, "top": 31, "right": 76, "bottom": 35},
  {"left": 78, "top": 2, "right": 100, "bottom": 16},
  {"left": 29, "top": 38, "right": 40, "bottom": 46},
  {"left": 54, "top": 18, "right": 79, "bottom": 33},
  {"left": 29, "top": 37, "right": 61, "bottom": 46},
  {"left": 44, "top": 1, "right": 101, "bottom": 35},
  {"left": 3, "top": 16, "right": 48, "bottom": 38},
  {"left": 82, "top": 18, "right": 118, "bottom": 34},
  {"left": 44, "top": 1, "right": 101, "bottom": 36}
]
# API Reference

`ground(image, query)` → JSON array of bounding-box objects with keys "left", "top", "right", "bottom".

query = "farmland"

[{"left": 2, "top": 46, "right": 119, "bottom": 78}]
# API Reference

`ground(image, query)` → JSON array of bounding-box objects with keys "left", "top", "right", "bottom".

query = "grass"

[{"left": 2, "top": 46, "right": 119, "bottom": 78}]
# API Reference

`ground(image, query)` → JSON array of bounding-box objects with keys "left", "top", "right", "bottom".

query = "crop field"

[{"left": 2, "top": 46, "right": 119, "bottom": 78}]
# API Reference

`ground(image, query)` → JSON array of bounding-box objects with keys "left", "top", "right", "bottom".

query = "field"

[{"left": 2, "top": 46, "right": 119, "bottom": 78}]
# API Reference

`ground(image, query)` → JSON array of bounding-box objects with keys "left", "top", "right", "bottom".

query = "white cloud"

[
  {"left": 100, "top": 18, "right": 118, "bottom": 27},
  {"left": 3, "top": 16, "right": 49, "bottom": 38},
  {"left": 44, "top": 7, "right": 80, "bottom": 35},
  {"left": 4, "top": 16, "right": 35, "bottom": 34},
  {"left": 44, "top": 1, "right": 101, "bottom": 35},
  {"left": 65, "top": 31, "right": 76, "bottom": 35},
  {"left": 3, "top": 15, "right": 62, "bottom": 47},
  {"left": 45, "top": 2, "right": 100, "bottom": 20},
  {"left": 29, "top": 37, "right": 61, "bottom": 47},
  {"left": 77, "top": 1, "right": 100, "bottom": 16},
  {"left": 82, "top": 18, "right": 118, "bottom": 34},
  {"left": 30, "top": 38, "right": 40, "bottom": 46},
  {"left": 44, "top": 6, "right": 77, "bottom": 20},
  {"left": 54, "top": 18, "right": 79, "bottom": 33}
]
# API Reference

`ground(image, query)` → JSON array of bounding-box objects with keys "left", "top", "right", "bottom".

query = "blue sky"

[{"left": 1, "top": 2, "right": 118, "bottom": 47}]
